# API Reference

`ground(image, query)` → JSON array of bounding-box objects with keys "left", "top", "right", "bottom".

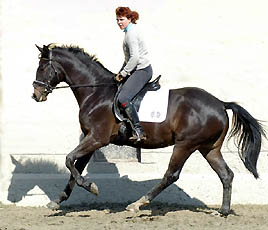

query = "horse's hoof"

[
  {"left": 47, "top": 201, "right": 60, "bottom": 210},
  {"left": 219, "top": 208, "right": 230, "bottom": 217},
  {"left": 81, "top": 180, "right": 99, "bottom": 196},
  {"left": 126, "top": 203, "right": 140, "bottom": 212},
  {"left": 90, "top": 182, "right": 99, "bottom": 196}
]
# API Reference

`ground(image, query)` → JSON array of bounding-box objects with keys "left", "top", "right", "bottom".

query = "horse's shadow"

[
  {"left": 8, "top": 149, "right": 207, "bottom": 214},
  {"left": 49, "top": 202, "right": 220, "bottom": 218}
]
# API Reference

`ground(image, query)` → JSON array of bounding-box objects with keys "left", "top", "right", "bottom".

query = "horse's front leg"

[
  {"left": 47, "top": 154, "right": 91, "bottom": 210},
  {"left": 58, "top": 133, "right": 94, "bottom": 202},
  {"left": 47, "top": 134, "right": 104, "bottom": 209},
  {"left": 65, "top": 134, "right": 102, "bottom": 194}
]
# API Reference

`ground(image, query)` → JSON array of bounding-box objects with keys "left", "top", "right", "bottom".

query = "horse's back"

[{"left": 169, "top": 87, "right": 225, "bottom": 112}]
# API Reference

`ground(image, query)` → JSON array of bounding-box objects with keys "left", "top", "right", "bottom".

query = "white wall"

[{"left": 1, "top": 0, "right": 268, "bottom": 205}]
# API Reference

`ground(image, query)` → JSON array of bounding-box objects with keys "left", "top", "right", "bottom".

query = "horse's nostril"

[{"left": 32, "top": 93, "right": 39, "bottom": 102}]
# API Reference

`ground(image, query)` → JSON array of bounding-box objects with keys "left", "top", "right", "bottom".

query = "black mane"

[{"left": 50, "top": 44, "right": 113, "bottom": 74}]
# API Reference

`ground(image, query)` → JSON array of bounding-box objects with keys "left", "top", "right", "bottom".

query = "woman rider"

[{"left": 115, "top": 6, "right": 153, "bottom": 142}]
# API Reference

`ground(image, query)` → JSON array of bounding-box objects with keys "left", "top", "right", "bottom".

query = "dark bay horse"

[{"left": 32, "top": 44, "right": 266, "bottom": 216}]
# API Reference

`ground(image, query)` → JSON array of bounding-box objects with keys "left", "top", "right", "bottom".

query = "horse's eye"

[{"left": 38, "top": 65, "right": 46, "bottom": 72}]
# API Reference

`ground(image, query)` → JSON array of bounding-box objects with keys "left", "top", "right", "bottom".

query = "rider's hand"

[{"left": 115, "top": 74, "right": 124, "bottom": 82}]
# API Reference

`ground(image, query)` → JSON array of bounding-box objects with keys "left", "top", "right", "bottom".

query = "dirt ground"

[{"left": 0, "top": 203, "right": 267, "bottom": 230}]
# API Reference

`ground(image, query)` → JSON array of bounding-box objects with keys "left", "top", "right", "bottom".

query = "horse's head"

[{"left": 32, "top": 44, "right": 61, "bottom": 102}]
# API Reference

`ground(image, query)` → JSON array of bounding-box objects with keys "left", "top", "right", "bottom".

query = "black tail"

[{"left": 224, "top": 102, "right": 266, "bottom": 178}]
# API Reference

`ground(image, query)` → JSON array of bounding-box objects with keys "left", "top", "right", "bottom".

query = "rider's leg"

[
  {"left": 122, "top": 101, "right": 146, "bottom": 142},
  {"left": 118, "top": 65, "right": 152, "bottom": 142}
]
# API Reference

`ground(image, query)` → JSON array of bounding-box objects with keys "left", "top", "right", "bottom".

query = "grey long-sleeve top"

[{"left": 120, "top": 23, "right": 150, "bottom": 77}]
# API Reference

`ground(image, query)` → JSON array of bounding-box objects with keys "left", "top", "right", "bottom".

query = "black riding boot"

[{"left": 124, "top": 102, "right": 146, "bottom": 142}]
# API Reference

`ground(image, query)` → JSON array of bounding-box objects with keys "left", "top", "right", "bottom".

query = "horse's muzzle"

[{"left": 32, "top": 88, "right": 48, "bottom": 102}]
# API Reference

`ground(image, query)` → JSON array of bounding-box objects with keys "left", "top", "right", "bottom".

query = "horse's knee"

[{"left": 65, "top": 154, "right": 74, "bottom": 169}]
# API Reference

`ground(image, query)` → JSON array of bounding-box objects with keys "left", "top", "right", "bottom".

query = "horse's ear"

[
  {"left": 42, "top": 45, "right": 50, "bottom": 57},
  {"left": 35, "top": 44, "right": 43, "bottom": 53},
  {"left": 10, "top": 155, "right": 22, "bottom": 167}
]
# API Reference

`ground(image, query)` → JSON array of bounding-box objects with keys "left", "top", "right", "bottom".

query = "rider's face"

[{"left": 116, "top": 16, "right": 131, "bottom": 30}]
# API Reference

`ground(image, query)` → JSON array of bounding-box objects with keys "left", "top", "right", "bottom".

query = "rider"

[{"left": 115, "top": 6, "right": 153, "bottom": 142}]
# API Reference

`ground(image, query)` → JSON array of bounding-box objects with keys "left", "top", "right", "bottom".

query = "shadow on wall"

[{"left": 7, "top": 154, "right": 206, "bottom": 208}]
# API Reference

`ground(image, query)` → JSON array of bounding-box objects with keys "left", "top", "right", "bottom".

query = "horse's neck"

[{"left": 59, "top": 59, "right": 116, "bottom": 107}]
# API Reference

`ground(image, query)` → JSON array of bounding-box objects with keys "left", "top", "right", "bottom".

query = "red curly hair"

[{"left": 115, "top": 7, "right": 139, "bottom": 24}]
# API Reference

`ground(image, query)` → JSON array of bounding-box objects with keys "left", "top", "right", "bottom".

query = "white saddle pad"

[{"left": 138, "top": 88, "right": 170, "bottom": 122}]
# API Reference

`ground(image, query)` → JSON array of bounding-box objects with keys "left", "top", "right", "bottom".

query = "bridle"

[
  {"left": 33, "top": 50, "right": 117, "bottom": 95},
  {"left": 32, "top": 51, "right": 60, "bottom": 94}
]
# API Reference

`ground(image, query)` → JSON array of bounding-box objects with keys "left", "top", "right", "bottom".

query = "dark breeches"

[{"left": 118, "top": 65, "right": 152, "bottom": 105}]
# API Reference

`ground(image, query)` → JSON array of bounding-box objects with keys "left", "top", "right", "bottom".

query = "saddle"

[{"left": 113, "top": 75, "right": 161, "bottom": 122}]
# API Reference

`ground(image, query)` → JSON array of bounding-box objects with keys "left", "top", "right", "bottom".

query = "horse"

[{"left": 32, "top": 44, "right": 266, "bottom": 216}]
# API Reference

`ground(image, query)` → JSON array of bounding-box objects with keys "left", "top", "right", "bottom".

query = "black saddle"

[{"left": 113, "top": 75, "right": 161, "bottom": 121}]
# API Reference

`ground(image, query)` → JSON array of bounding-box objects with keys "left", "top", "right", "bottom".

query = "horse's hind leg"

[
  {"left": 200, "top": 146, "right": 234, "bottom": 216},
  {"left": 126, "top": 144, "right": 193, "bottom": 212}
]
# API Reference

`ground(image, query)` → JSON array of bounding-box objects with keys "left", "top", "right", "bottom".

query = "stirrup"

[{"left": 129, "top": 128, "right": 147, "bottom": 142}]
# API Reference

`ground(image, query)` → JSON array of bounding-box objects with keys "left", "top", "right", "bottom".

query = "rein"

[
  {"left": 33, "top": 80, "right": 117, "bottom": 92},
  {"left": 53, "top": 83, "right": 117, "bottom": 90}
]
